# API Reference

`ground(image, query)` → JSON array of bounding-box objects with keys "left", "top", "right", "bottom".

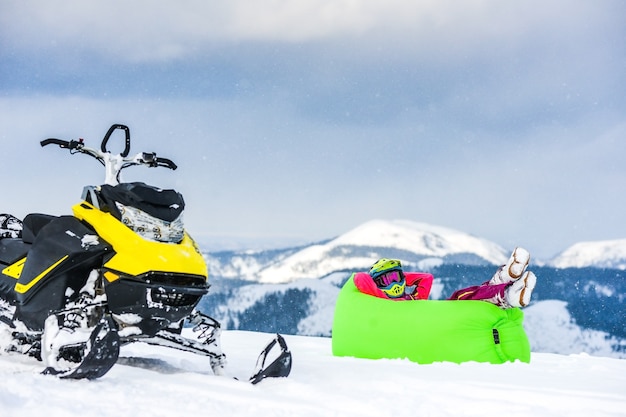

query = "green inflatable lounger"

[{"left": 331, "top": 273, "right": 531, "bottom": 364}]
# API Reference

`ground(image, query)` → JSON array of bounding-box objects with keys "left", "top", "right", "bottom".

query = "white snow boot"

[
  {"left": 505, "top": 271, "right": 537, "bottom": 308},
  {"left": 490, "top": 247, "right": 530, "bottom": 285}
]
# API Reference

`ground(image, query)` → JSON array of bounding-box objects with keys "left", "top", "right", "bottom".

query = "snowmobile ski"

[
  {"left": 249, "top": 333, "right": 292, "bottom": 384},
  {"left": 132, "top": 312, "right": 292, "bottom": 384}
]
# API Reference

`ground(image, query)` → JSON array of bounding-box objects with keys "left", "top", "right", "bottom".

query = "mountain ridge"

[
  {"left": 548, "top": 238, "right": 626, "bottom": 270},
  {"left": 204, "top": 219, "right": 626, "bottom": 283}
]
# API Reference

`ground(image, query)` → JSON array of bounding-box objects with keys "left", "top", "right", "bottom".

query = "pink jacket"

[{"left": 353, "top": 271, "right": 433, "bottom": 300}]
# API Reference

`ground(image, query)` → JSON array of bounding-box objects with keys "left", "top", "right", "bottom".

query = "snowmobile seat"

[
  {"left": 21, "top": 213, "right": 58, "bottom": 244},
  {"left": 0, "top": 238, "right": 30, "bottom": 265},
  {"left": 99, "top": 182, "right": 185, "bottom": 222}
]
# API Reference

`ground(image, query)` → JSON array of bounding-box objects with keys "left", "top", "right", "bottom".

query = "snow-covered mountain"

[
  {"left": 548, "top": 238, "right": 626, "bottom": 270},
  {"left": 207, "top": 219, "right": 509, "bottom": 283},
  {"left": 206, "top": 220, "right": 626, "bottom": 284}
]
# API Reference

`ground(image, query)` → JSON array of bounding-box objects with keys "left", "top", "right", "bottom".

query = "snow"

[
  {"left": 523, "top": 300, "right": 624, "bottom": 357},
  {"left": 0, "top": 329, "right": 624, "bottom": 417},
  {"left": 549, "top": 238, "right": 626, "bottom": 270},
  {"left": 333, "top": 220, "right": 507, "bottom": 263}
]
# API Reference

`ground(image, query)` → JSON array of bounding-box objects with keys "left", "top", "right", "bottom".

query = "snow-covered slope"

[
  {"left": 254, "top": 219, "right": 509, "bottom": 283},
  {"left": 548, "top": 238, "right": 626, "bottom": 270},
  {"left": 0, "top": 329, "right": 624, "bottom": 417},
  {"left": 209, "top": 274, "right": 342, "bottom": 336},
  {"left": 523, "top": 300, "right": 625, "bottom": 357}
]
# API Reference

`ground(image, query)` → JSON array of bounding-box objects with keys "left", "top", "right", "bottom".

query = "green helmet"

[
  {"left": 369, "top": 258, "right": 403, "bottom": 278},
  {"left": 369, "top": 258, "right": 406, "bottom": 299}
]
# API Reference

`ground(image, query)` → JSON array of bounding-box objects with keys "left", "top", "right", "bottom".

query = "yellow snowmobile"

[{"left": 0, "top": 124, "right": 291, "bottom": 382}]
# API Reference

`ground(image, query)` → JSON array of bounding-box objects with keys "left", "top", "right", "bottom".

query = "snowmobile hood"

[{"left": 72, "top": 202, "right": 207, "bottom": 279}]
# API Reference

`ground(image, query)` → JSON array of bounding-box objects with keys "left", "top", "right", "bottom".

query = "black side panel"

[
  {"left": 15, "top": 216, "right": 112, "bottom": 330},
  {"left": 0, "top": 275, "right": 17, "bottom": 303},
  {"left": 99, "top": 182, "right": 185, "bottom": 222}
]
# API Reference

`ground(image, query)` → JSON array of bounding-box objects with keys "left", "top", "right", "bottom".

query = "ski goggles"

[
  {"left": 373, "top": 270, "right": 403, "bottom": 287},
  {"left": 373, "top": 270, "right": 406, "bottom": 298}
]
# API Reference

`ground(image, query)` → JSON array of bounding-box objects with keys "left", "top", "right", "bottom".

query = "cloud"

[
  {"left": 1, "top": 1, "right": 625, "bottom": 259},
  {"left": 2, "top": 0, "right": 617, "bottom": 62}
]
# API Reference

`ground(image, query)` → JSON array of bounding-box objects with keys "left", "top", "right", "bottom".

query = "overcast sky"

[{"left": 1, "top": 1, "right": 625, "bottom": 259}]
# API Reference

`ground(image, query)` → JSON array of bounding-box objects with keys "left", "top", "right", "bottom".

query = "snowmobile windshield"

[
  {"left": 115, "top": 202, "right": 184, "bottom": 243},
  {"left": 98, "top": 182, "right": 186, "bottom": 243},
  {"left": 99, "top": 182, "right": 185, "bottom": 223}
]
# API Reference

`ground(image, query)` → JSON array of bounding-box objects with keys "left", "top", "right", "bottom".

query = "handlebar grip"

[
  {"left": 41, "top": 138, "right": 71, "bottom": 148},
  {"left": 156, "top": 157, "right": 178, "bottom": 170}
]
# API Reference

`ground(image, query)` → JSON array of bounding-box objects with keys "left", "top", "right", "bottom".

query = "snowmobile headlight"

[{"left": 115, "top": 202, "right": 184, "bottom": 243}]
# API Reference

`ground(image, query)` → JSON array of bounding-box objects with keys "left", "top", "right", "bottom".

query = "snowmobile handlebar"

[
  {"left": 40, "top": 138, "right": 78, "bottom": 149},
  {"left": 40, "top": 125, "right": 177, "bottom": 171},
  {"left": 41, "top": 124, "right": 177, "bottom": 185},
  {"left": 41, "top": 139, "right": 177, "bottom": 170},
  {"left": 138, "top": 152, "right": 178, "bottom": 170}
]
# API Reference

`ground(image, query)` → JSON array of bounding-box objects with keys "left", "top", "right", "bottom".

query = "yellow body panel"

[
  {"left": 15, "top": 255, "right": 68, "bottom": 294},
  {"left": 72, "top": 202, "right": 208, "bottom": 279}
]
